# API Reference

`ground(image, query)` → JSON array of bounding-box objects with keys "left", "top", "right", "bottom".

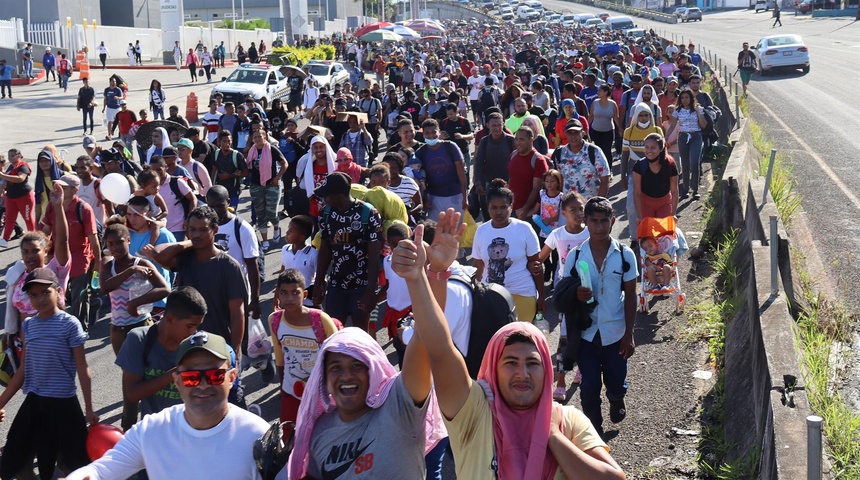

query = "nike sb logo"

[{"left": 320, "top": 438, "right": 375, "bottom": 479}]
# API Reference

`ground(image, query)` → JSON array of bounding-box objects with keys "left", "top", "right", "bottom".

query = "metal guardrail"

[
  {"left": 430, "top": 1, "right": 505, "bottom": 22},
  {"left": 573, "top": 0, "right": 678, "bottom": 23}
]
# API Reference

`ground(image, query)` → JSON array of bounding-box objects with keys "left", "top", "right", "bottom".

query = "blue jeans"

[
  {"left": 60, "top": 73, "right": 69, "bottom": 90},
  {"left": 23, "top": 60, "right": 32, "bottom": 77},
  {"left": 427, "top": 193, "right": 463, "bottom": 223},
  {"left": 153, "top": 107, "right": 164, "bottom": 120},
  {"left": 424, "top": 437, "right": 449, "bottom": 480},
  {"left": 678, "top": 132, "right": 703, "bottom": 196},
  {"left": 577, "top": 333, "right": 628, "bottom": 432},
  {"left": 325, "top": 285, "right": 369, "bottom": 331}
]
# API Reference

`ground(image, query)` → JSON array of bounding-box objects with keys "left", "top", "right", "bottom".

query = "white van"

[
  {"left": 606, "top": 15, "right": 635, "bottom": 31},
  {"left": 524, "top": 0, "right": 544, "bottom": 13}
]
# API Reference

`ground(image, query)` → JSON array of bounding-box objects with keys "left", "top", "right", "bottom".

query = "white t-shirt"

[
  {"left": 280, "top": 244, "right": 318, "bottom": 306},
  {"left": 215, "top": 216, "right": 259, "bottom": 301},
  {"left": 77, "top": 178, "right": 104, "bottom": 226},
  {"left": 65, "top": 404, "right": 268, "bottom": 480},
  {"left": 472, "top": 218, "right": 540, "bottom": 296},
  {"left": 467, "top": 75, "right": 484, "bottom": 101},
  {"left": 446, "top": 267, "right": 473, "bottom": 355},
  {"left": 544, "top": 226, "right": 590, "bottom": 284},
  {"left": 382, "top": 255, "right": 411, "bottom": 311}
]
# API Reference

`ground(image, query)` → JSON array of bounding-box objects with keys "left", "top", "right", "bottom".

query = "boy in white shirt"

[{"left": 277, "top": 215, "right": 317, "bottom": 308}]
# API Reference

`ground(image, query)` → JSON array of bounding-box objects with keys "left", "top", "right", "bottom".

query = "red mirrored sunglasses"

[{"left": 178, "top": 368, "right": 227, "bottom": 387}]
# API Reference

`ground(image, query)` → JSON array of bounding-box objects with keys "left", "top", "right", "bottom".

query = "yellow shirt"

[
  {"left": 269, "top": 309, "right": 338, "bottom": 398},
  {"left": 445, "top": 382, "right": 607, "bottom": 480}
]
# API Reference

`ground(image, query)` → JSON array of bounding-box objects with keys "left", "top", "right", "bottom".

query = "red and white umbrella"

[
  {"left": 521, "top": 30, "right": 538, "bottom": 42},
  {"left": 354, "top": 22, "right": 394, "bottom": 39}
]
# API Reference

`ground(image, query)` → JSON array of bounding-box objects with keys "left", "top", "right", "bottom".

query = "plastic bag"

[{"left": 247, "top": 315, "right": 273, "bottom": 358}]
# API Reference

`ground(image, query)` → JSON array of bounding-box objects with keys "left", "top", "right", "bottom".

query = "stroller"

[{"left": 637, "top": 217, "right": 687, "bottom": 313}]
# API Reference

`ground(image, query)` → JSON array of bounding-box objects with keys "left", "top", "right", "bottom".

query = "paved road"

[{"left": 540, "top": 2, "right": 860, "bottom": 312}]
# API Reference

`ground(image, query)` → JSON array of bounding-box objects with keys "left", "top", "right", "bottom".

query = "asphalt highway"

[{"left": 540, "top": 1, "right": 860, "bottom": 312}]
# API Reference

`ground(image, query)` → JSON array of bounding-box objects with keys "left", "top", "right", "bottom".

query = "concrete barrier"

[
  {"left": 702, "top": 59, "right": 820, "bottom": 480},
  {"left": 571, "top": 0, "right": 678, "bottom": 23}
]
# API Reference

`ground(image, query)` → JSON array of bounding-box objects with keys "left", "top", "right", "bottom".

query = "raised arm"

[
  {"left": 390, "top": 209, "right": 471, "bottom": 419},
  {"left": 49, "top": 184, "right": 70, "bottom": 267}
]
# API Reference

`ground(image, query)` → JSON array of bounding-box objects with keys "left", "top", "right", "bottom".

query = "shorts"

[
  {"left": 105, "top": 107, "right": 119, "bottom": 122},
  {"left": 470, "top": 99, "right": 483, "bottom": 116},
  {"left": 739, "top": 69, "right": 754, "bottom": 84},
  {"left": 511, "top": 293, "right": 537, "bottom": 322}
]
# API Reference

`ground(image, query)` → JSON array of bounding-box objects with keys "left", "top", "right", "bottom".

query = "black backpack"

[
  {"left": 550, "top": 141, "right": 598, "bottom": 170},
  {"left": 702, "top": 105, "right": 722, "bottom": 145},
  {"left": 168, "top": 176, "right": 195, "bottom": 220},
  {"left": 479, "top": 88, "right": 497, "bottom": 112},
  {"left": 450, "top": 275, "right": 516, "bottom": 378}
]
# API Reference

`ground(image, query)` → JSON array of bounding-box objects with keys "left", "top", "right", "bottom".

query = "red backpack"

[{"left": 270, "top": 308, "right": 343, "bottom": 344}]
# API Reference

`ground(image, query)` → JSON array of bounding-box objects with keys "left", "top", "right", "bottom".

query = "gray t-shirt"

[
  {"left": 115, "top": 324, "right": 182, "bottom": 416},
  {"left": 307, "top": 377, "right": 428, "bottom": 480},
  {"left": 174, "top": 250, "right": 247, "bottom": 341}
]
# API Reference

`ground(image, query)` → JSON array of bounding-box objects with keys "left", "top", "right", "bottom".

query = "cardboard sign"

[
  {"left": 300, "top": 125, "right": 329, "bottom": 140},
  {"left": 335, "top": 111, "right": 368, "bottom": 124}
]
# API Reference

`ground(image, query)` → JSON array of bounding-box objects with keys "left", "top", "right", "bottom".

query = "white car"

[
  {"left": 573, "top": 13, "right": 596, "bottom": 25},
  {"left": 305, "top": 60, "right": 350, "bottom": 91},
  {"left": 498, "top": 5, "right": 515, "bottom": 19},
  {"left": 673, "top": 6, "right": 688, "bottom": 17},
  {"left": 561, "top": 14, "right": 578, "bottom": 26},
  {"left": 210, "top": 63, "right": 290, "bottom": 109},
  {"left": 546, "top": 13, "right": 562, "bottom": 23},
  {"left": 755, "top": 34, "right": 810, "bottom": 75},
  {"left": 584, "top": 18, "right": 605, "bottom": 28},
  {"left": 524, "top": 0, "right": 545, "bottom": 14},
  {"left": 517, "top": 5, "right": 541, "bottom": 21},
  {"left": 754, "top": 0, "right": 776, "bottom": 11}
]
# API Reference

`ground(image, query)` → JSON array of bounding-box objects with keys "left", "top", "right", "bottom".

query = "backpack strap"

[
  {"left": 168, "top": 177, "right": 183, "bottom": 206},
  {"left": 141, "top": 323, "right": 159, "bottom": 373},
  {"left": 76, "top": 201, "right": 84, "bottom": 225},
  {"left": 309, "top": 309, "right": 327, "bottom": 344},
  {"left": 270, "top": 310, "right": 284, "bottom": 338},
  {"left": 233, "top": 216, "right": 243, "bottom": 252}
]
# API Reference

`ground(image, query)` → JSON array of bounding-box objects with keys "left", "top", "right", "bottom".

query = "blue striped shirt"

[{"left": 22, "top": 311, "right": 88, "bottom": 398}]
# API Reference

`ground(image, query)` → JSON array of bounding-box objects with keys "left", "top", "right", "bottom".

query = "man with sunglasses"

[{"left": 66, "top": 331, "right": 269, "bottom": 480}]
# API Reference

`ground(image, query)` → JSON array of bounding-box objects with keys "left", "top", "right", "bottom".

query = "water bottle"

[
  {"left": 531, "top": 214, "right": 554, "bottom": 235},
  {"left": 90, "top": 270, "right": 100, "bottom": 290},
  {"left": 534, "top": 312, "right": 550, "bottom": 337},
  {"left": 576, "top": 261, "right": 595, "bottom": 304},
  {"left": 128, "top": 275, "right": 153, "bottom": 316}
]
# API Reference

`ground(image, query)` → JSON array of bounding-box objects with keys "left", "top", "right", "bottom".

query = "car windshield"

[
  {"left": 307, "top": 65, "right": 331, "bottom": 76},
  {"left": 563, "top": 15, "right": 576, "bottom": 20},
  {"left": 768, "top": 35, "right": 802, "bottom": 46},
  {"left": 225, "top": 69, "right": 267, "bottom": 84}
]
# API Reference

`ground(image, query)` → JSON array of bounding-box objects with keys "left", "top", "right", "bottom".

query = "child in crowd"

[
  {"left": 100, "top": 223, "right": 170, "bottom": 355},
  {"left": 377, "top": 222, "right": 412, "bottom": 365},
  {"left": 538, "top": 191, "right": 590, "bottom": 401},
  {"left": 641, "top": 236, "right": 673, "bottom": 287},
  {"left": 0, "top": 268, "right": 98, "bottom": 479},
  {"left": 134, "top": 169, "right": 167, "bottom": 221},
  {"left": 269, "top": 269, "right": 339, "bottom": 439},
  {"left": 529, "top": 169, "right": 564, "bottom": 283},
  {"left": 277, "top": 215, "right": 317, "bottom": 309}
]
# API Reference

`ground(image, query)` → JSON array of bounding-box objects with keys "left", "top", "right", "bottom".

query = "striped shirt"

[
  {"left": 388, "top": 176, "right": 420, "bottom": 208},
  {"left": 109, "top": 257, "right": 150, "bottom": 327},
  {"left": 22, "top": 310, "right": 87, "bottom": 398}
]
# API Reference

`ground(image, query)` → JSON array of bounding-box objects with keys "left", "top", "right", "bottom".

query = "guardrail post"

[
  {"left": 735, "top": 91, "right": 740, "bottom": 126},
  {"left": 807, "top": 415, "right": 823, "bottom": 480},
  {"left": 763, "top": 148, "right": 776, "bottom": 204},
  {"left": 770, "top": 215, "right": 779, "bottom": 296}
]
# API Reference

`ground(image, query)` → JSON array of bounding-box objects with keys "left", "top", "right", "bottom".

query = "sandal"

[{"left": 553, "top": 386, "right": 566, "bottom": 402}]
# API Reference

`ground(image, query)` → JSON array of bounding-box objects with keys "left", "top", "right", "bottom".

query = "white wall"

[{"left": 74, "top": 24, "right": 164, "bottom": 61}]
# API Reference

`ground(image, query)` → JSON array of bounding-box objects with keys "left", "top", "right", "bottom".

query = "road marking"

[{"left": 749, "top": 92, "right": 860, "bottom": 212}]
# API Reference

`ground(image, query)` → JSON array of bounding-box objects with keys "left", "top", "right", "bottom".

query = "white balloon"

[{"left": 100, "top": 173, "right": 132, "bottom": 205}]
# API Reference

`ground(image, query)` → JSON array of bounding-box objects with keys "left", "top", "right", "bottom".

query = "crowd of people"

[{"left": 0, "top": 16, "right": 723, "bottom": 480}]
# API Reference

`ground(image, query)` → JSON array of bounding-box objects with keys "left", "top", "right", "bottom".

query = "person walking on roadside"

[
  {"left": 172, "top": 41, "right": 182, "bottom": 71},
  {"left": 772, "top": 4, "right": 782, "bottom": 26},
  {"left": 76, "top": 77, "right": 96, "bottom": 135},
  {"left": 96, "top": 41, "right": 110, "bottom": 71},
  {"left": 41, "top": 48, "right": 56, "bottom": 83},
  {"left": 0, "top": 59, "right": 14, "bottom": 99},
  {"left": 20, "top": 43, "right": 33, "bottom": 78},
  {"left": 186, "top": 48, "right": 199, "bottom": 83},
  {"left": 737, "top": 42, "right": 757, "bottom": 95},
  {"left": 201, "top": 46, "right": 213, "bottom": 83}
]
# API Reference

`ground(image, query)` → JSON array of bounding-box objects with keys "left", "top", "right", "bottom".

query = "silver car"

[{"left": 680, "top": 7, "right": 702, "bottom": 21}]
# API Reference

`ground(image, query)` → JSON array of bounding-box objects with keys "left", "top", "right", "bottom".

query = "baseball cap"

[
  {"left": 313, "top": 172, "right": 352, "bottom": 198},
  {"left": 175, "top": 331, "right": 230, "bottom": 365},
  {"left": 118, "top": 99, "right": 127, "bottom": 106},
  {"left": 83, "top": 135, "right": 97, "bottom": 150},
  {"left": 565, "top": 118, "right": 584, "bottom": 132},
  {"left": 22, "top": 267, "right": 59, "bottom": 292},
  {"left": 334, "top": 98, "right": 346, "bottom": 107},
  {"left": 54, "top": 173, "right": 81, "bottom": 188},
  {"left": 173, "top": 138, "right": 194, "bottom": 150},
  {"left": 573, "top": 62, "right": 584, "bottom": 69},
  {"left": 161, "top": 146, "right": 178, "bottom": 157}
]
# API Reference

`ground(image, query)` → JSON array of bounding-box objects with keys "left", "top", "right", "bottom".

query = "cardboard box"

[{"left": 335, "top": 111, "right": 369, "bottom": 124}]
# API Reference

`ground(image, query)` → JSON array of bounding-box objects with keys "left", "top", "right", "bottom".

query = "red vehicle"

[{"left": 598, "top": 11, "right": 611, "bottom": 20}]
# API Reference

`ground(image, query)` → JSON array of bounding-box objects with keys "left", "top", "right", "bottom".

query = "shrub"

[{"left": 269, "top": 45, "right": 335, "bottom": 66}]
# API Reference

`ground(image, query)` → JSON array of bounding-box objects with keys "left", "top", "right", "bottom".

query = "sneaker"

[
  {"left": 261, "top": 240, "right": 270, "bottom": 251},
  {"left": 572, "top": 368, "right": 582, "bottom": 384},
  {"left": 0, "top": 238, "right": 7, "bottom": 248},
  {"left": 553, "top": 386, "right": 566, "bottom": 402},
  {"left": 692, "top": 193, "right": 701, "bottom": 201},
  {"left": 609, "top": 400, "right": 626, "bottom": 423},
  {"left": 272, "top": 228, "right": 282, "bottom": 244}
]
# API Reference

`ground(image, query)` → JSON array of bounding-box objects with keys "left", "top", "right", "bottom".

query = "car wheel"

[
  {"left": 802, "top": 65, "right": 810, "bottom": 73},
  {"left": 759, "top": 67, "right": 768, "bottom": 76}
]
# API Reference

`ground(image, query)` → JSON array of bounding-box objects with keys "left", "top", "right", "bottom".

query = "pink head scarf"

[
  {"left": 477, "top": 322, "right": 561, "bottom": 480},
  {"left": 288, "top": 327, "right": 445, "bottom": 479}
]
